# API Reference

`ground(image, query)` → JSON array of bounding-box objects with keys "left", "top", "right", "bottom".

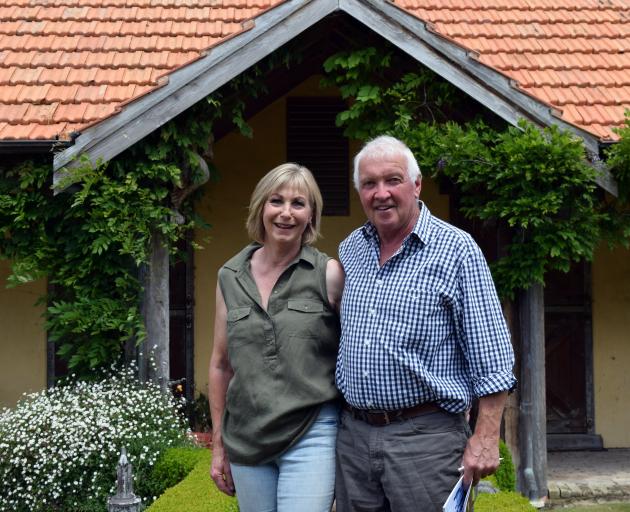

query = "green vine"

[
  {"left": 322, "top": 47, "right": 630, "bottom": 299},
  {"left": 0, "top": 47, "right": 298, "bottom": 376}
]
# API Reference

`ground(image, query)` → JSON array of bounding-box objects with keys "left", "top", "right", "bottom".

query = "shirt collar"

[
  {"left": 361, "top": 200, "right": 433, "bottom": 246},
  {"left": 224, "top": 242, "right": 316, "bottom": 272}
]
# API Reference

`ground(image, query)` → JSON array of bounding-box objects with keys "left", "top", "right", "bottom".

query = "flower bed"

[{"left": 0, "top": 366, "right": 190, "bottom": 512}]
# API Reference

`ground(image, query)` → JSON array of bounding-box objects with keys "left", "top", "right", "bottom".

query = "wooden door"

[
  {"left": 544, "top": 262, "right": 593, "bottom": 435},
  {"left": 169, "top": 236, "right": 194, "bottom": 405}
]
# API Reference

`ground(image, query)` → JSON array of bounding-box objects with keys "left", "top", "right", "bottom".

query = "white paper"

[{"left": 442, "top": 475, "right": 472, "bottom": 512}]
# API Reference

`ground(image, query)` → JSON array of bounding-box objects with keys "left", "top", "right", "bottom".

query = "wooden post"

[
  {"left": 518, "top": 282, "right": 548, "bottom": 504},
  {"left": 139, "top": 229, "right": 170, "bottom": 391},
  {"left": 501, "top": 299, "right": 520, "bottom": 475}
]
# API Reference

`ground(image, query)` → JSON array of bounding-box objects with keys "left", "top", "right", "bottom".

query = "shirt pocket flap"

[
  {"left": 287, "top": 299, "right": 324, "bottom": 313},
  {"left": 227, "top": 307, "right": 251, "bottom": 322}
]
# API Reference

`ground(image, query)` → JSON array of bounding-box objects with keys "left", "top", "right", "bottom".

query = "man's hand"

[
  {"left": 210, "top": 446, "right": 235, "bottom": 496},
  {"left": 462, "top": 429, "right": 500, "bottom": 486},
  {"left": 461, "top": 391, "right": 507, "bottom": 486}
]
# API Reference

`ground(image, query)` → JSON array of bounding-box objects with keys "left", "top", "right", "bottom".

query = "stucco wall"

[
  {"left": 193, "top": 75, "right": 450, "bottom": 396},
  {"left": 0, "top": 259, "right": 47, "bottom": 408},
  {"left": 592, "top": 245, "right": 630, "bottom": 448}
]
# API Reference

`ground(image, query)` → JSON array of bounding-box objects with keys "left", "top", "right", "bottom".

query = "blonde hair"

[{"left": 246, "top": 163, "right": 323, "bottom": 245}]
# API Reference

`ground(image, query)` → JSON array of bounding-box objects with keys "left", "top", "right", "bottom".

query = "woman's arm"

[
  {"left": 326, "top": 259, "right": 345, "bottom": 314},
  {"left": 208, "top": 281, "right": 235, "bottom": 496}
]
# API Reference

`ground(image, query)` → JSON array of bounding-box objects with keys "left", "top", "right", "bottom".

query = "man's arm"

[{"left": 462, "top": 391, "right": 507, "bottom": 486}]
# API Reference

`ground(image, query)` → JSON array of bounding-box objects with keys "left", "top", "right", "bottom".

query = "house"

[{"left": 1, "top": 0, "right": 629, "bottom": 500}]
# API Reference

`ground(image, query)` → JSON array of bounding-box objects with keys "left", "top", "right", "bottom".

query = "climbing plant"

[
  {"left": 322, "top": 46, "right": 630, "bottom": 299},
  {"left": 0, "top": 47, "right": 298, "bottom": 377},
  {"left": 2, "top": 37, "right": 629, "bottom": 375}
]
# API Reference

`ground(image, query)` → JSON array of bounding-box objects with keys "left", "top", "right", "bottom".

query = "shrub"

[
  {"left": 147, "top": 449, "right": 239, "bottom": 512},
  {"left": 475, "top": 491, "right": 536, "bottom": 511},
  {"left": 0, "top": 366, "right": 190, "bottom": 512},
  {"left": 141, "top": 446, "right": 206, "bottom": 499},
  {"left": 494, "top": 440, "right": 517, "bottom": 492},
  {"left": 189, "top": 392, "right": 212, "bottom": 433}
]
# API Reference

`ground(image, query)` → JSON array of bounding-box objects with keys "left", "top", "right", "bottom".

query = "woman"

[{"left": 209, "top": 163, "right": 344, "bottom": 512}]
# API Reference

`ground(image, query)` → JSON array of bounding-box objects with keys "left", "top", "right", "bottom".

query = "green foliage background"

[{"left": 322, "top": 46, "right": 630, "bottom": 299}]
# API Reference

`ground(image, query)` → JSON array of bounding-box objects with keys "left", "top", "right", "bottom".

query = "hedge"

[{"left": 146, "top": 449, "right": 238, "bottom": 512}]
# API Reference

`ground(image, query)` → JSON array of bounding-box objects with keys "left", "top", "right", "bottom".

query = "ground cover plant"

[
  {"left": 476, "top": 490, "right": 537, "bottom": 511},
  {"left": 0, "top": 366, "right": 190, "bottom": 512}
]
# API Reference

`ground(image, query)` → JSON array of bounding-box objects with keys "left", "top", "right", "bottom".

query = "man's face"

[{"left": 357, "top": 153, "right": 421, "bottom": 239}]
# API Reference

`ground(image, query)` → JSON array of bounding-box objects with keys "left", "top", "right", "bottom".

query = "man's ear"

[{"left": 414, "top": 178, "right": 422, "bottom": 198}]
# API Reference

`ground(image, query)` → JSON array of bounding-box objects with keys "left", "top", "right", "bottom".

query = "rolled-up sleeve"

[{"left": 457, "top": 243, "right": 517, "bottom": 397}]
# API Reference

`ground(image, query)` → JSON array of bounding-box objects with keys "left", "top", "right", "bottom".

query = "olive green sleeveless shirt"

[{"left": 218, "top": 243, "right": 340, "bottom": 464}]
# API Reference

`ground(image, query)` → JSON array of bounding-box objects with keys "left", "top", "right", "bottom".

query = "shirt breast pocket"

[
  {"left": 287, "top": 299, "right": 324, "bottom": 337},
  {"left": 226, "top": 306, "right": 253, "bottom": 347}
]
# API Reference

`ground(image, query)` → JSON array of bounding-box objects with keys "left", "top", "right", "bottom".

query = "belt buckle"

[{"left": 369, "top": 409, "right": 391, "bottom": 425}]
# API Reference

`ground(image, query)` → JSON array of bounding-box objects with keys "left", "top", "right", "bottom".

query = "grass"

[{"left": 146, "top": 449, "right": 239, "bottom": 512}]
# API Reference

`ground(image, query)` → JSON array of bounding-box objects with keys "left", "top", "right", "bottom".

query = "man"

[{"left": 335, "top": 135, "right": 516, "bottom": 511}]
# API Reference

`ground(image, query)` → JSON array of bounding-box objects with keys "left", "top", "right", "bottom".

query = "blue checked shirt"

[{"left": 335, "top": 202, "right": 516, "bottom": 413}]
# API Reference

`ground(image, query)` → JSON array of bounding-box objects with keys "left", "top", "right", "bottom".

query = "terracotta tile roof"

[
  {"left": 0, "top": 0, "right": 628, "bottom": 143},
  {"left": 0, "top": 0, "right": 275, "bottom": 141},
  {"left": 398, "top": 0, "right": 630, "bottom": 141}
]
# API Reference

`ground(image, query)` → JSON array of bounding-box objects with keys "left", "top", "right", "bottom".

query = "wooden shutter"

[{"left": 286, "top": 97, "right": 349, "bottom": 216}]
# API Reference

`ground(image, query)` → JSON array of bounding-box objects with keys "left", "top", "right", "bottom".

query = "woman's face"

[{"left": 262, "top": 185, "right": 312, "bottom": 246}]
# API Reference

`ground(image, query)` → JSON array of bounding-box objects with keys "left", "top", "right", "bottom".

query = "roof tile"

[
  {"left": 0, "top": 103, "right": 29, "bottom": 121},
  {"left": 53, "top": 102, "right": 88, "bottom": 121}
]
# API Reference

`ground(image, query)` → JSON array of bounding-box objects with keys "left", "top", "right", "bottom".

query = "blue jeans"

[{"left": 230, "top": 402, "right": 339, "bottom": 512}]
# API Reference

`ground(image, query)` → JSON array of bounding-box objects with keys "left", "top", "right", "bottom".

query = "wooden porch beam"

[{"left": 518, "top": 282, "right": 548, "bottom": 504}]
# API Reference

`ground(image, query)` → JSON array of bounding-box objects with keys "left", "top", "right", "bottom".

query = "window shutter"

[{"left": 286, "top": 97, "right": 349, "bottom": 216}]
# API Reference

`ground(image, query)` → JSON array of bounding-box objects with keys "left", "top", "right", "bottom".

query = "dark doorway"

[{"left": 169, "top": 235, "right": 195, "bottom": 405}]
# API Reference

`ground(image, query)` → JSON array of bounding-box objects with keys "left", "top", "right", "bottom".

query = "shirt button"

[
  {"left": 365, "top": 340, "right": 371, "bottom": 346},
  {"left": 376, "top": 279, "right": 383, "bottom": 286},
  {"left": 363, "top": 370, "right": 369, "bottom": 377},
  {"left": 367, "top": 401, "right": 373, "bottom": 408},
  {"left": 369, "top": 308, "right": 376, "bottom": 316}
]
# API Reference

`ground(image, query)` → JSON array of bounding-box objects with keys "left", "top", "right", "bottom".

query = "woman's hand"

[{"left": 210, "top": 444, "right": 235, "bottom": 496}]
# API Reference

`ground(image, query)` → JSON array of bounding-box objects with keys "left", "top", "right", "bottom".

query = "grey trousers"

[{"left": 335, "top": 408, "right": 470, "bottom": 512}]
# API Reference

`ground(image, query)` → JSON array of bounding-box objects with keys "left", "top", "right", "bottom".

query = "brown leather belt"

[{"left": 343, "top": 402, "right": 441, "bottom": 426}]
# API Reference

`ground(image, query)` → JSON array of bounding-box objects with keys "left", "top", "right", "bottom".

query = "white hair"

[{"left": 353, "top": 135, "right": 422, "bottom": 190}]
